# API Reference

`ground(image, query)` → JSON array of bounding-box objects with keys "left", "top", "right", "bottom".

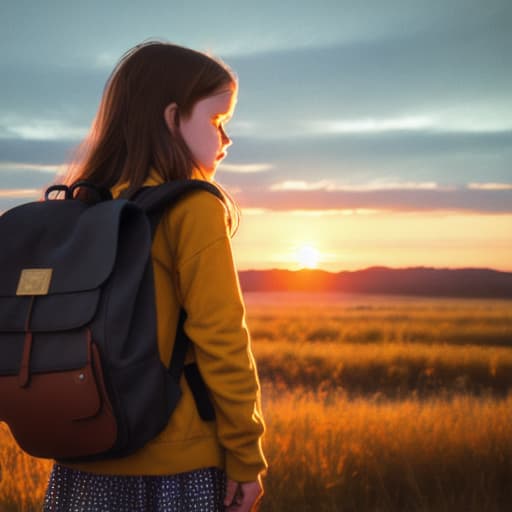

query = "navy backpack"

[{"left": 0, "top": 179, "right": 221, "bottom": 461}]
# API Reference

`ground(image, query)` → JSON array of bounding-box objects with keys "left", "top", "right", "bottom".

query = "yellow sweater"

[{"left": 64, "top": 172, "right": 267, "bottom": 482}]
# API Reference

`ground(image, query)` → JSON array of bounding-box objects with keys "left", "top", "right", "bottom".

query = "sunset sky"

[{"left": 1, "top": 0, "right": 511, "bottom": 272}]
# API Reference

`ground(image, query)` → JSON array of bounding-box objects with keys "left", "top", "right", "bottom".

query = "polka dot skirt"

[{"left": 43, "top": 463, "right": 227, "bottom": 511}]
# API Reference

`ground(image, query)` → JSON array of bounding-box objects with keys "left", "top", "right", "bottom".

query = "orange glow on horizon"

[{"left": 232, "top": 210, "right": 512, "bottom": 273}]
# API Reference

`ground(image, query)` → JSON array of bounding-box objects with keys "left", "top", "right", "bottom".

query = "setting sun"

[{"left": 295, "top": 245, "right": 320, "bottom": 269}]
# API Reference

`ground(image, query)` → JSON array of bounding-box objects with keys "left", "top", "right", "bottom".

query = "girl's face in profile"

[{"left": 178, "top": 86, "right": 237, "bottom": 180}]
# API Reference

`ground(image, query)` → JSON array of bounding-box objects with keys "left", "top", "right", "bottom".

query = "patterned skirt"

[{"left": 43, "top": 463, "right": 227, "bottom": 512}]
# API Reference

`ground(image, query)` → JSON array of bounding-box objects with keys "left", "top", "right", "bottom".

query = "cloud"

[
  {"left": 228, "top": 15, "right": 511, "bottom": 129},
  {"left": 1, "top": 3, "right": 510, "bottom": 203},
  {"left": 270, "top": 180, "right": 333, "bottom": 191},
  {"left": 0, "top": 170, "right": 57, "bottom": 190},
  {"left": 0, "top": 162, "right": 64, "bottom": 173},
  {"left": 228, "top": 120, "right": 258, "bottom": 137},
  {"left": 301, "top": 114, "right": 512, "bottom": 138},
  {"left": 226, "top": 108, "right": 512, "bottom": 140},
  {"left": 307, "top": 117, "right": 434, "bottom": 135},
  {"left": 241, "top": 207, "right": 381, "bottom": 217},
  {"left": 0, "top": 139, "right": 77, "bottom": 166},
  {"left": 270, "top": 180, "right": 442, "bottom": 192},
  {"left": 0, "top": 189, "right": 40, "bottom": 198},
  {"left": 233, "top": 186, "right": 512, "bottom": 214},
  {"left": 219, "top": 162, "right": 274, "bottom": 173},
  {"left": 7, "top": 0, "right": 502, "bottom": 64},
  {"left": 288, "top": 208, "right": 381, "bottom": 216},
  {"left": 0, "top": 159, "right": 63, "bottom": 190},
  {"left": 223, "top": 129, "right": 512, "bottom": 189},
  {"left": 1, "top": 128, "right": 510, "bottom": 197},
  {"left": 0, "top": 116, "right": 88, "bottom": 141},
  {"left": 467, "top": 182, "right": 512, "bottom": 190},
  {"left": 3, "top": 8, "right": 510, "bottom": 146}
]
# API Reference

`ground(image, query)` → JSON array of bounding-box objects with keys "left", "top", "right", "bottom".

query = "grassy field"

[
  {"left": 247, "top": 292, "right": 512, "bottom": 347},
  {"left": 254, "top": 340, "right": 512, "bottom": 397},
  {"left": 1, "top": 292, "right": 511, "bottom": 511},
  {"left": 0, "top": 423, "right": 51, "bottom": 512},
  {"left": 260, "top": 387, "right": 512, "bottom": 511}
]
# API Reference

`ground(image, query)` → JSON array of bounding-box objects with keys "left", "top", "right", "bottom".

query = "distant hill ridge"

[{"left": 238, "top": 267, "right": 512, "bottom": 298}]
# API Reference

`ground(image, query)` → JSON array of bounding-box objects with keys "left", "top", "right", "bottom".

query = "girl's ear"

[{"left": 163, "top": 103, "right": 179, "bottom": 134}]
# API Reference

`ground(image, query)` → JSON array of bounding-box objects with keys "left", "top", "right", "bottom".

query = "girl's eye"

[
  {"left": 213, "top": 116, "right": 230, "bottom": 127},
  {"left": 215, "top": 121, "right": 227, "bottom": 134}
]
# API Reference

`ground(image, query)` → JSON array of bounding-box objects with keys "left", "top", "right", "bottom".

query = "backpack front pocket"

[{"left": 0, "top": 330, "right": 117, "bottom": 459}]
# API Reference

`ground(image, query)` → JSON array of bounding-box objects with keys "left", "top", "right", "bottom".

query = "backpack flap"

[
  {"left": 0, "top": 196, "right": 152, "bottom": 372},
  {"left": 0, "top": 198, "right": 148, "bottom": 329},
  {"left": 0, "top": 199, "right": 125, "bottom": 329}
]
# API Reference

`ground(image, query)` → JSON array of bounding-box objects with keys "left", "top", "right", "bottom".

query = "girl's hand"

[{"left": 224, "top": 477, "right": 263, "bottom": 511}]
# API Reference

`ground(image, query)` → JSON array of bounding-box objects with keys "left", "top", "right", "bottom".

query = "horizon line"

[{"left": 237, "top": 265, "right": 512, "bottom": 274}]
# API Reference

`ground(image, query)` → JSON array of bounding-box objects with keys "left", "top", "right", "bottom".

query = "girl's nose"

[
  {"left": 219, "top": 124, "right": 232, "bottom": 147},
  {"left": 221, "top": 131, "right": 232, "bottom": 147}
]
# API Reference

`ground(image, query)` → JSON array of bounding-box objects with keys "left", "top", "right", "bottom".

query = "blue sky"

[{"left": 1, "top": 0, "right": 511, "bottom": 271}]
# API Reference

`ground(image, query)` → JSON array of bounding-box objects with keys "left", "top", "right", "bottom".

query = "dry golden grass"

[
  {"left": 259, "top": 387, "right": 512, "bottom": 511},
  {"left": 0, "top": 423, "right": 51, "bottom": 512},
  {"left": 246, "top": 292, "right": 512, "bottom": 347},
  {"left": 254, "top": 340, "right": 512, "bottom": 397},
  {"left": 1, "top": 293, "right": 512, "bottom": 511}
]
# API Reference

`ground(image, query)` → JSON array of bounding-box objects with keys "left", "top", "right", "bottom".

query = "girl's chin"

[{"left": 194, "top": 166, "right": 216, "bottom": 182}]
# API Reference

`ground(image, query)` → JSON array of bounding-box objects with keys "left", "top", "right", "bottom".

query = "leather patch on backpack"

[{"left": 16, "top": 269, "right": 53, "bottom": 296}]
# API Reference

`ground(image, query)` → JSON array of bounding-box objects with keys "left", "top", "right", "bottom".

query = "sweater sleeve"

[{"left": 166, "top": 190, "right": 267, "bottom": 482}]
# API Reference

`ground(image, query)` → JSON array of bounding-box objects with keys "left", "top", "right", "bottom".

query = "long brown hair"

[{"left": 64, "top": 40, "right": 237, "bottom": 195}]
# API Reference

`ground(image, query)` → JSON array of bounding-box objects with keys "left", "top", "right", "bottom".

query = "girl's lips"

[{"left": 216, "top": 152, "right": 226, "bottom": 160}]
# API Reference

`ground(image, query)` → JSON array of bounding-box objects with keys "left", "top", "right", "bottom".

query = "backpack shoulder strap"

[
  {"left": 128, "top": 179, "right": 226, "bottom": 237},
  {"left": 168, "top": 310, "right": 216, "bottom": 421},
  {"left": 128, "top": 179, "right": 221, "bottom": 422},
  {"left": 131, "top": 179, "right": 225, "bottom": 213}
]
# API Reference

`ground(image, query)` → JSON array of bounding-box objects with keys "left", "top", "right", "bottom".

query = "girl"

[{"left": 43, "top": 41, "right": 267, "bottom": 512}]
